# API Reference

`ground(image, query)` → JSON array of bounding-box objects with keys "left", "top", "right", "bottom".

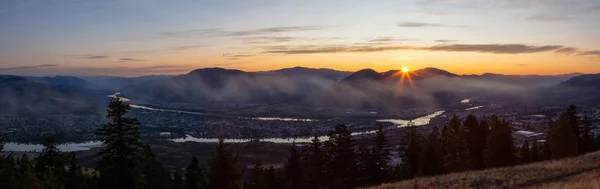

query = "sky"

[{"left": 1, "top": 0, "right": 599, "bottom": 76}]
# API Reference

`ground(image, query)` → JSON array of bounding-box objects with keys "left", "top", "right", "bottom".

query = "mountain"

[
  {"left": 557, "top": 73, "right": 600, "bottom": 89},
  {"left": 545, "top": 74, "right": 600, "bottom": 105},
  {"left": 122, "top": 67, "right": 591, "bottom": 109},
  {"left": 263, "top": 66, "right": 352, "bottom": 82},
  {"left": 0, "top": 76, "right": 100, "bottom": 116},
  {"left": 465, "top": 72, "right": 582, "bottom": 87},
  {"left": 124, "top": 67, "right": 336, "bottom": 104}
]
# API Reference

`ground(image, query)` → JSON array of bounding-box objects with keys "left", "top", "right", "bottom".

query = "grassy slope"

[{"left": 368, "top": 151, "right": 600, "bottom": 189}]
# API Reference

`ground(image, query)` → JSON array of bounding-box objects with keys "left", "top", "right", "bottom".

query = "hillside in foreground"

[{"left": 368, "top": 151, "right": 600, "bottom": 189}]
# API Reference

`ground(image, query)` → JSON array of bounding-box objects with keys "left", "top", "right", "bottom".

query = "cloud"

[
  {"left": 68, "top": 54, "right": 110, "bottom": 59},
  {"left": 435, "top": 39, "right": 457, "bottom": 43},
  {"left": 0, "top": 64, "right": 57, "bottom": 71},
  {"left": 397, "top": 22, "right": 468, "bottom": 28},
  {"left": 168, "top": 45, "right": 211, "bottom": 51},
  {"left": 228, "top": 26, "right": 324, "bottom": 36},
  {"left": 554, "top": 47, "right": 579, "bottom": 55},
  {"left": 222, "top": 53, "right": 256, "bottom": 58},
  {"left": 396, "top": 9, "right": 458, "bottom": 15},
  {"left": 160, "top": 28, "right": 224, "bottom": 38},
  {"left": 368, "top": 37, "right": 414, "bottom": 42},
  {"left": 426, "top": 44, "right": 564, "bottom": 54},
  {"left": 580, "top": 50, "right": 600, "bottom": 56},
  {"left": 160, "top": 26, "right": 326, "bottom": 39},
  {"left": 261, "top": 43, "right": 589, "bottom": 55},
  {"left": 119, "top": 58, "right": 146, "bottom": 62},
  {"left": 239, "top": 36, "right": 298, "bottom": 44},
  {"left": 527, "top": 14, "right": 570, "bottom": 21}
]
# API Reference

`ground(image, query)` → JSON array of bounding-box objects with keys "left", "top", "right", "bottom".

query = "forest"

[{"left": 0, "top": 98, "right": 598, "bottom": 189}]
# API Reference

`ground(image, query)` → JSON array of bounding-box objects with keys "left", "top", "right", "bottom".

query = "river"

[{"left": 4, "top": 94, "right": 446, "bottom": 152}]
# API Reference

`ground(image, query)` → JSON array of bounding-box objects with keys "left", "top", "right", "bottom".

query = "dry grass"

[{"left": 367, "top": 151, "right": 600, "bottom": 189}]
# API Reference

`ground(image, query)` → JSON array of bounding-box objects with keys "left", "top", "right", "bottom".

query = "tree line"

[{"left": 0, "top": 98, "right": 598, "bottom": 189}]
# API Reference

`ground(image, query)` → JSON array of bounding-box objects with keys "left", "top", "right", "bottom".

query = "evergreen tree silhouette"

[
  {"left": 443, "top": 115, "right": 470, "bottom": 172},
  {"left": 300, "top": 136, "right": 326, "bottom": 189},
  {"left": 465, "top": 115, "right": 487, "bottom": 169},
  {"left": 579, "top": 116, "right": 595, "bottom": 153},
  {"left": 519, "top": 140, "right": 531, "bottom": 164},
  {"left": 369, "top": 125, "right": 391, "bottom": 184},
  {"left": 485, "top": 115, "right": 516, "bottom": 168},
  {"left": 419, "top": 127, "right": 443, "bottom": 176},
  {"left": 548, "top": 112, "right": 579, "bottom": 159},
  {"left": 284, "top": 142, "right": 303, "bottom": 189},
  {"left": 530, "top": 140, "right": 540, "bottom": 162},
  {"left": 95, "top": 97, "right": 144, "bottom": 189},
  {"left": 208, "top": 138, "right": 242, "bottom": 189},
  {"left": 323, "top": 124, "right": 359, "bottom": 189},
  {"left": 399, "top": 122, "right": 423, "bottom": 178},
  {"left": 173, "top": 168, "right": 184, "bottom": 189}
]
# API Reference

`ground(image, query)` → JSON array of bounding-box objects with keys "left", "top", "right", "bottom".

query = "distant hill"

[
  {"left": 557, "top": 73, "right": 600, "bottom": 89},
  {"left": 368, "top": 151, "right": 600, "bottom": 189},
  {"left": 263, "top": 66, "right": 352, "bottom": 82},
  {"left": 543, "top": 74, "right": 600, "bottom": 105},
  {"left": 0, "top": 75, "right": 100, "bottom": 116},
  {"left": 124, "top": 67, "right": 338, "bottom": 104}
]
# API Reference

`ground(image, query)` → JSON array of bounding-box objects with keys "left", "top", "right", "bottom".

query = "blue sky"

[{"left": 1, "top": 0, "right": 599, "bottom": 76}]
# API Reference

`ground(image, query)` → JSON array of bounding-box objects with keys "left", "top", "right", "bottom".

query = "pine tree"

[
  {"left": 323, "top": 124, "right": 359, "bottom": 189},
  {"left": 519, "top": 140, "right": 531, "bottom": 164},
  {"left": 95, "top": 97, "right": 145, "bottom": 189},
  {"left": 185, "top": 156, "right": 206, "bottom": 189},
  {"left": 300, "top": 136, "right": 326, "bottom": 189},
  {"left": 284, "top": 142, "right": 303, "bottom": 189},
  {"left": 0, "top": 135, "right": 5, "bottom": 152},
  {"left": 369, "top": 125, "right": 391, "bottom": 184},
  {"left": 398, "top": 122, "right": 423, "bottom": 178},
  {"left": 419, "top": 127, "right": 443, "bottom": 176},
  {"left": 208, "top": 138, "right": 242, "bottom": 189},
  {"left": 548, "top": 113, "right": 579, "bottom": 159},
  {"left": 173, "top": 168, "right": 184, "bottom": 189},
  {"left": 541, "top": 141, "right": 552, "bottom": 160},
  {"left": 35, "top": 136, "right": 65, "bottom": 174},
  {"left": 443, "top": 115, "right": 470, "bottom": 172},
  {"left": 140, "top": 145, "right": 171, "bottom": 189},
  {"left": 530, "top": 140, "right": 540, "bottom": 162},
  {"left": 465, "top": 115, "right": 487, "bottom": 169},
  {"left": 246, "top": 164, "right": 282, "bottom": 189},
  {"left": 579, "top": 116, "right": 595, "bottom": 153},
  {"left": 485, "top": 115, "right": 516, "bottom": 168}
]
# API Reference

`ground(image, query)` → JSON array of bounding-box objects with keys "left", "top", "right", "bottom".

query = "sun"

[{"left": 401, "top": 66, "right": 409, "bottom": 73}]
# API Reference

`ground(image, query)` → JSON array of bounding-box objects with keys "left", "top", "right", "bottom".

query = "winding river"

[{"left": 4, "top": 94, "right": 446, "bottom": 152}]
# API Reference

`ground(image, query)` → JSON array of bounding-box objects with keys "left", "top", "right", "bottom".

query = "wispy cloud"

[
  {"left": 222, "top": 53, "right": 256, "bottom": 60},
  {"left": 554, "top": 47, "right": 579, "bottom": 55},
  {"left": 527, "top": 13, "right": 570, "bottom": 21},
  {"left": 367, "top": 37, "right": 414, "bottom": 42},
  {"left": 159, "top": 26, "right": 326, "bottom": 39},
  {"left": 426, "top": 44, "right": 563, "bottom": 54},
  {"left": 160, "top": 28, "right": 224, "bottom": 38},
  {"left": 0, "top": 64, "right": 57, "bottom": 71},
  {"left": 397, "top": 22, "right": 468, "bottom": 28},
  {"left": 261, "top": 43, "right": 593, "bottom": 56},
  {"left": 228, "top": 26, "right": 324, "bottom": 36},
  {"left": 168, "top": 45, "right": 211, "bottom": 51},
  {"left": 580, "top": 50, "right": 600, "bottom": 56},
  {"left": 68, "top": 54, "right": 110, "bottom": 59},
  {"left": 435, "top": 39, "right": 458, "bottom": 43},
  {"left": 119, "top": 58, "right": 146, "bottom": 62}
]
